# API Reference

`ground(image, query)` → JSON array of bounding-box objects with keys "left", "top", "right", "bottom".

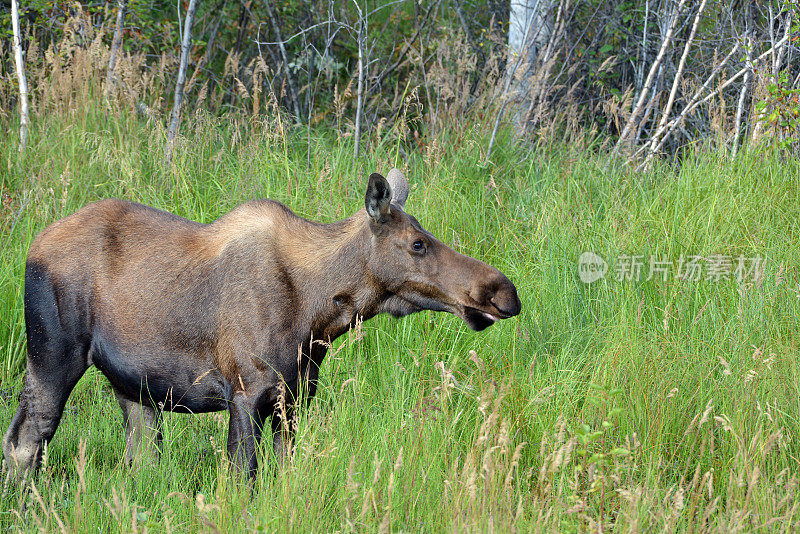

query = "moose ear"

[
  {"left": 365, "top": 172, "right": 392, "bottom": 222},
  {"left": 386, "top": 168, "right": 409, "bottom": 209}
]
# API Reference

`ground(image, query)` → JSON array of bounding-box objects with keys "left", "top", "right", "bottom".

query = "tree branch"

[{"left": 264, "top": 0, "right": 303, "bottom": 120}]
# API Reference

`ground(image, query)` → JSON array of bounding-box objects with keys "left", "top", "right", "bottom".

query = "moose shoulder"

[{"left": 3, "top": 170, "right": 520, "bottom": 479}]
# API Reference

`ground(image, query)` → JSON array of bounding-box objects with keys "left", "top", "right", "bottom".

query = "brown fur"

[{"left": 2, "top": 170, "right": 521, "bottom": 478}]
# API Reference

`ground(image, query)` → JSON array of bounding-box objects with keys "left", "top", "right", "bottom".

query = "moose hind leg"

[
  {"left": 3, "top": 263, "right": 89, "bottom": 479},
  {"left": 2, "top": 366, "right": 86, "bottom": 479},
  {"left": 115, "top": 391, "right": 163, "bottom": 468}
]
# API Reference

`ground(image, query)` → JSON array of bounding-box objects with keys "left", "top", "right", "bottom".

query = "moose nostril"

[{"left": 490, "top": 285, "right": 521, "bottom": 317}]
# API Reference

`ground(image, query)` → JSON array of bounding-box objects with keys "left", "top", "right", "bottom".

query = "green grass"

[{"left": 1, "top": 107, "right": 800, "bottom": 532}]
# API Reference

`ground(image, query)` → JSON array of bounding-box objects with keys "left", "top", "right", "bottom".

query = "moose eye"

[{"left": 412, "top": 239, "right": 426, "bottom": 253}]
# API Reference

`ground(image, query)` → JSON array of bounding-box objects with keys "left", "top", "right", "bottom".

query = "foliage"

[
  {"left": 753, "top": 0, "right": 800, "bottom": 152},
  {"left": 3, "top": 0, "right": 798, "bottom": 158},
  {"left": 755, "top": 69, "right": 800, "bottom": 150}
]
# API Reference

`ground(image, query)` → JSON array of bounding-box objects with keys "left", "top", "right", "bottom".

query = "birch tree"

[
  {"left": 508, "top": 0, "right": 553, "bottom": 64},
  {"left": 166, "top": 0, "right": 200, "bottom": 162},
  {"left": 485, "top": 0, "right": 551, "bottom": 161},
  {"left": 610, "top": 0, "right": 688, "bottom": 160},
  {"left": 11, "top": 0, "right": 30, "bottom": 151}
]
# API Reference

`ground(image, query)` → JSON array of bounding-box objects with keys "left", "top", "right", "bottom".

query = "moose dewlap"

[{"left": 2, "top": 169, "right": 520, "bottom": 478}]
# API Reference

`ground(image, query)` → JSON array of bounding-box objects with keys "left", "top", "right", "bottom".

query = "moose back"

[{"left": 3, "top": 169, "right": 521, "bottom": 478}]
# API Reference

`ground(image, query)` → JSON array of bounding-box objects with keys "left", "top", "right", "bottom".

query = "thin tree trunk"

[
  {"left": 633, "top": 65, "right": 662, "bottom": 146},
  {"left": 774, "top": 11, "right": 792, "bottom": 74},
  {"left": 353, "top": 2, "right": 366, "bottom": 162},
  {"left": 11, "top": 0, "right": 30, "bottom": 151},
  {"left": 636, "top": 0, "right": 649, "bottom": 93},
  {"left": 527, "top": 0, "right": 568, "bottom": 126},
  {"left": 166, "top": 0, "right": 200, "bottom": 162},
  {"left": 105, "top": 0, "right": 128, "bottom": 100},
  {"left": 264, "top": 0, "right": 302, "bottom": 120},
  {"left": 454, "top": 0, "right": 479, "bottom": 56},
  {"left": 201, "top": 0, "right": 229, "bottom": 69},
  {"left": 640, "top": 37, "right": 784, "bottom": 164},
  {"left": 733, "top": 2, "right": 754, "bottom": 157},
  {"left": 644, "top": 0, "right": 708, "bottom": 163},
  {"left": 234, "top": 0, "right": 250, "bottom": 57},
  {"left": 610, "top": 0, "right": 688, "bottom": 159},
  {"left": 732, "top": 38, "right": 751, "bottom": 157}
]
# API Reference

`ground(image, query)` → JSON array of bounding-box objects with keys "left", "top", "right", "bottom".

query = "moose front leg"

[
  {"left": 226, "top": 392, "right": 264, "bottom": 478},
  {"left": 269, "top": 343, "right": 326, "bottom": 466},
  {"left": 269, "top": 385, "right": 299, "bottom": 468},
  {"left": 223, "top": 342, "right": 328, "bottom": 476}
]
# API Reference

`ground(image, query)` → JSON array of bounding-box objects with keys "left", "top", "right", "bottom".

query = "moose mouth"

[{"left": 461, "top": 306, "right": 510, "bottom": 331}]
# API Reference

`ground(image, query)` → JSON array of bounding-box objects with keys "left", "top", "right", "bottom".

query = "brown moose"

[{"left": 2, "top": 169, "right": 520, "bottom": 479}]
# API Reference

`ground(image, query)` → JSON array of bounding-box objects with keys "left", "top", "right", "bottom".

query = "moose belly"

[{"left": 89, "top": 333, "right": 231, "bottom": 413}]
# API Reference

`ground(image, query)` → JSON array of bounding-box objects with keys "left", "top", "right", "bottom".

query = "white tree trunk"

[
  {"left": 508, "top": 0, "right": 552, "bottom": 64},
  {"left": 166, "top": 0, "right": 200, "bottom": 162},
  {"left": 643, "top": 0, "right": 708, "bottom": 164},
  {"left": 11, "top": 0, "right": 30, "bottom": 151},
  {"left": 485, "top": 0, "right": 551, "bottom": 161}
]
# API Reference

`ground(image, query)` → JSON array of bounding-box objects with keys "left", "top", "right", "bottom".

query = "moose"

[{"left": 3, "top": 169, "right": 520, "bottom": 479}]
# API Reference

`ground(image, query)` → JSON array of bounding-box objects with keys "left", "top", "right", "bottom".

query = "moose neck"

[{"left": 270, "top": 211, "right": 383, "bottom": 337}]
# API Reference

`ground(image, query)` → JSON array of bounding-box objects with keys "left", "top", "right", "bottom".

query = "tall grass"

[
  {"left": 2, "top": 16, "right": 800, "bottom": 530},
  {"left": 1, "top": 103, "right": 800, "bottom": 531}
]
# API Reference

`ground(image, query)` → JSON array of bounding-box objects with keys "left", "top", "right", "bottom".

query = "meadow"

[{"left": 1, "top": 104, "right": 800, "bottom": 532}]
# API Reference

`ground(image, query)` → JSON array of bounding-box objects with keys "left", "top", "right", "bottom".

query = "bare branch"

[
  {"left": 637, "top": 35, "right": 791, "bottom": 165},
  {"left": 732, "top": 35, "right": 752, "bottom": 157},
  {"left": 368, "top": 0, "right": 441, "bottom": 96},
  {"left": 643, "top": 0, "right": 709, "bottom": 164}
]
